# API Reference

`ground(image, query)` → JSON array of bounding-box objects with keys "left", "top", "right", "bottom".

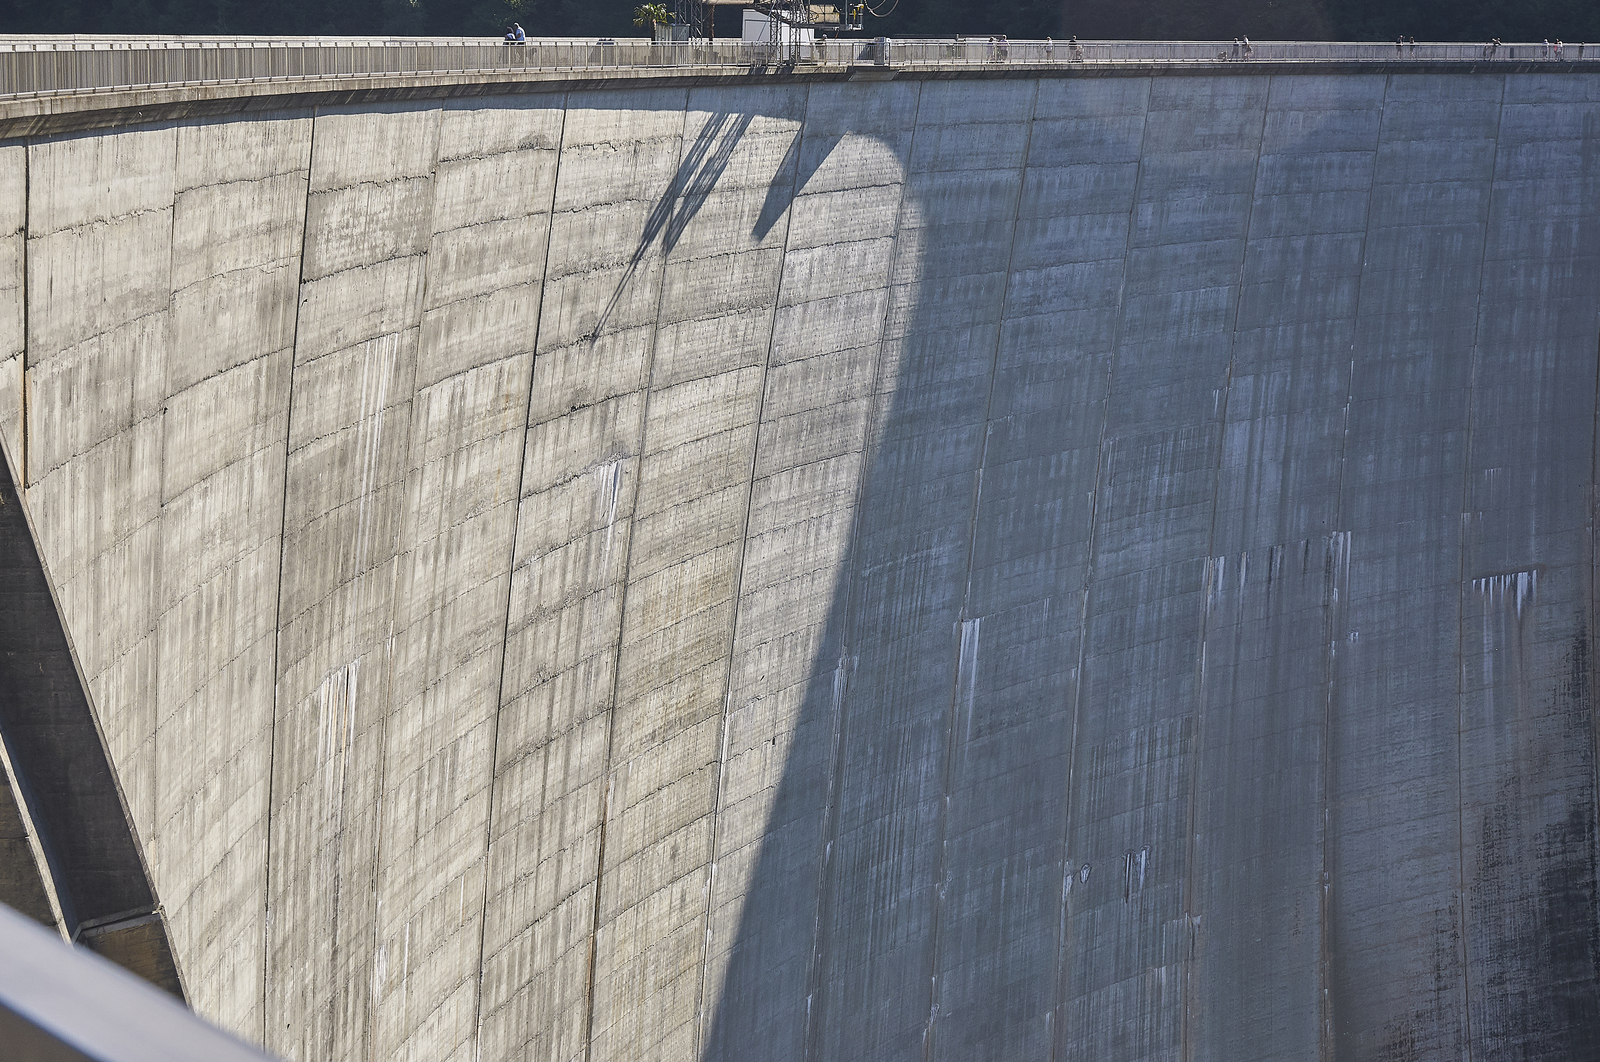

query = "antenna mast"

[
  {"left": 671, "top": 1, "right": 864, "bottom": 39},
  {"left": 673, "top": 0, "right": 710, "bottom": 38}
]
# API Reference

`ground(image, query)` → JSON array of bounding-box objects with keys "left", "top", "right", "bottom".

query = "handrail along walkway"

[{"left": 0, "top": 35, "right": 1594, "bottom": 100}]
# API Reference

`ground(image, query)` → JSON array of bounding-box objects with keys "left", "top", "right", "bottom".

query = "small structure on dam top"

[{"left": 0, "top": 34, "right": 1597, "bottom": 1062}]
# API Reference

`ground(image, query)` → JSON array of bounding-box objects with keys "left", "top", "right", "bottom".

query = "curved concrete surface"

[
  {"left": 0, "top": 65, "right": 1597, "bottom": 1062},
  {"left": 0, "top": 429, "right": 185, "bottom": 997}
]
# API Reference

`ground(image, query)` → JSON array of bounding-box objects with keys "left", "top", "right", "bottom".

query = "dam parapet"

[{"left": 0, "top": 35, "right": 1593, "bottom": 101}]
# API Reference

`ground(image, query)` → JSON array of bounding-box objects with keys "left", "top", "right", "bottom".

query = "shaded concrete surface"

[
  {"left": 0, "top": 901, "right": 271, "bottom": 1062},
  {"left": 0, "top": 421, "right": 184, "bottom": 996},
  {"left": 2, "top": 68, "right": 1599, "bottom": 1062}
]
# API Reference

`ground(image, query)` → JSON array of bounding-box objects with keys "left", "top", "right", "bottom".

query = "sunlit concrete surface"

[{"left": 0, "top": 55, "right": 1596, "bottom": 1062}]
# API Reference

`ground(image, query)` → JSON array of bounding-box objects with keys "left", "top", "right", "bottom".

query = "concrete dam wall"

[{"left": 0, "top": 66, "right": 1597, "bottom": 1062}]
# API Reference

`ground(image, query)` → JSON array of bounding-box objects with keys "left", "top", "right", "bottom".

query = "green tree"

[{"left": 633, "top": 2, "right": 671, "bottom": 28}]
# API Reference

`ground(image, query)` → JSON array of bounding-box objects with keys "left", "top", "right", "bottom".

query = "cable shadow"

[
  {"left": 753, "top": 128, "right": 830, "bottom": 242},
  {"left": 585, "top": 108, "right": 755, "bottom": 343}
]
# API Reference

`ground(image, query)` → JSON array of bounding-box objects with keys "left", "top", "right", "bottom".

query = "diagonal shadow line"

[
  {"left": 753, "top": 120, "right": 830, "bottom": 242},
  {"left": 663, "top": 111, "right": 754, "bottom": 251},
  {"left": 586, "top": 109, "right": 756, "bottom": 343}
]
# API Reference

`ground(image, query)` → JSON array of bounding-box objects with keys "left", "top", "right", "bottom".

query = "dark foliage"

[
  {"left": 0, "top": 0, "right": 637, "bottom": 36},
  {"left": 1321, "top": 0, "right": 1600, "bottom": 42},
  {"left": 866, "top": 0, "right": 1062, "bottom": 39},
  {"left": 1, "top": 0, "right": 1596, "bottom": 49},
  {"left": 1057, "top": 0, "right": 1331, "bottom": 40}
]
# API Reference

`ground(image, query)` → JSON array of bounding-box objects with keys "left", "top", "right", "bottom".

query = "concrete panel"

[
  {"left": 368, "top": 94, "right": 562, "bottom": 1062},
  {"left": 1324, "top": 73, "right": 1504, "bottom": 1062},
  {"left": 148, "top": 111, "right": 311, "bottom": 1044},
  {"left": 265, "top": 100, "right": 440, "bottom": 1062},
  {"left": 0, "top": 145, "right": 22, "bottom": 465},
  {"left": 806, "top": 77, "right": 1031, "bottom": 1062},
  {"left": 1187, "top": 73, "right": 1385, "bottom": 1062},
  {"left": 1455, "top": 73, "right": 1600, "bottom": 1058},
  {"left": 482, "top": 86, "right": 684, "bottom": 1062},
  {"left": 933, "top": 75, "right": 1150, "bottom": 1062},
  {"left": 700, "top": 79, "right": 919, "bottom": 1062},
  {"left": 1058, "top": 73, "right": 1268, "bottom": 1062},
  {"left": 586, "top": 83, "right": 807, "bottom": 1062},
  {"left": 24, "top": 124, "right": 177, "bottom": 868}
]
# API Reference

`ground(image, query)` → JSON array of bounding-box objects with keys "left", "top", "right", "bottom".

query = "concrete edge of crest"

[{"left": 1, "top": 57, "right": 1597, "bottom": 139}]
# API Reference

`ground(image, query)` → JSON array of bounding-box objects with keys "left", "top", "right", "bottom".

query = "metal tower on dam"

[{"left": 0, "top": 35, "right": 1597, "bottom": 1062}]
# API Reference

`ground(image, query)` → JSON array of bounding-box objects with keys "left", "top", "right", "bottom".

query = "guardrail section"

[{"left": 0, "top": 36, "right": 1591, "bottom": 101}]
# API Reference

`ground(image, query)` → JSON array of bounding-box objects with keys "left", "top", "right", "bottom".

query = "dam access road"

[{"left": 0, "top": 34, "right": 1596, "bottom": 1062}]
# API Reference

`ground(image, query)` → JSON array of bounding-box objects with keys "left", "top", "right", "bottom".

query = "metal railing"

[
  {"left": 852, "top": 38, "right": 1595, "bottom": 65},
  {"left": 0, "top": 37, "right": 760, "bottom": 98},
  {"left": 0, "top": 36, "right": 1591, "bottom": 100}
]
